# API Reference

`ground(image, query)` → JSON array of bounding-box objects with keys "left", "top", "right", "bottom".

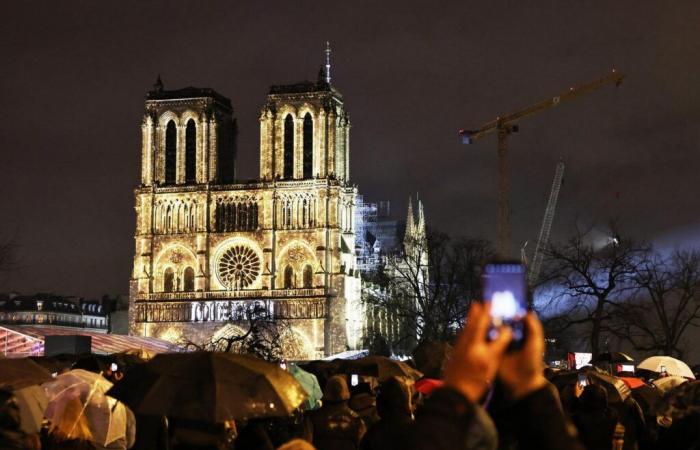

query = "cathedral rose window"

[{"left": 217, "top": 244, "right": 261, "bottom": 289}]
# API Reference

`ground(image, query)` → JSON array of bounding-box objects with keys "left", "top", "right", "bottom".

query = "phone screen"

[
  {"left": 110, "top": 363, "right": 118, "bottom": 372},
  {"left": 577, "top": 373, "right": 588, "bottom": 386},
  {"left": 350, "top": 374, "right": 359, "bottom": 387},
  {"left": 483, "top": 262, "right": 527, "bottom": 343}
]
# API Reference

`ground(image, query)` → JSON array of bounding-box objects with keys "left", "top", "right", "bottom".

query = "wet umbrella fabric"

[
  {"left": 654, "top": 380, "right": 700, "bottom": 419},
  {"left": 638, "top": 356, "right": 695, "bottom": 379},
  {"left": 13, "top": 385, "right": 48, "bottom": 434},
  {"left": 653, "top": 375, "right": 688, "bottom": 393},
  {"left": 288, "top": 363, "right": 322, "bottom": 410},
  {"left": 44, "top": 369, "right": 128, "bottom": 447},
  {"left": 587, "top": 371, "right": 632, "bottom": 404},
  {"left": 348, "top": 356, "right": 423, "bottom": 382},
  {"left": 0, "top": 358, "right": 54, "bottom": 389},
  {"left": 107, "top": 352, "right": 307, "bottom": 422}
]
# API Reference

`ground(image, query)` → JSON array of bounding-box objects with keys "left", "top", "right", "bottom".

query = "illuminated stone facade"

[{"left": 129, "top": 75, "right": 362, "bottom": 359}]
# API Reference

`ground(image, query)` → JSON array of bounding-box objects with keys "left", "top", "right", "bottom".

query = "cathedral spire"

[
  {"left": 325, "top": 41, "right": 331, "bottom": 85},
  {"left": 417, "top": 199, "right": 426, "bottom": 239},
  {"left": 404, "top": 196, "right": 415, "bottom": 243},
  {"left": 153, "top": 74, "right": 163, "bottom": 93}
]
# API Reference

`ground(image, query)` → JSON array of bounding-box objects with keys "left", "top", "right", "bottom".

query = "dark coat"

[
  {"left": 308, "top": 401, "right": 367, "bottom": 450},
  {"left": 360, "top": 412, "right": 413, "bottom": 450},
  {"left": 407, "top": 385, "right": 586, "bottom": 450}
]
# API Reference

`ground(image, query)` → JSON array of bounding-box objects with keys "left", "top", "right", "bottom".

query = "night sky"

[{"left": 2, "top": 1, "right": 699, "bottom": 298}]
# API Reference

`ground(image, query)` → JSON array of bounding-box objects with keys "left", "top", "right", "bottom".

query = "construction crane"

[
  {"left": 459, "top": 70, "right": 624, "bottom": 258},
  {"left": 528, "top": 159, "right": 565, "bottom": 286}
]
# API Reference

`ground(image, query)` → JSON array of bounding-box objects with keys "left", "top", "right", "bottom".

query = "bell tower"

[
  {"left": 258, "top": 66, "right": 350, "bottom": 182},
  {"left": 140, "top": 77, "right": 238, "bottom": 187}
]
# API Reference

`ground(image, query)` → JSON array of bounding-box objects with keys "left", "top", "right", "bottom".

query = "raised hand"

[
  {"left": 497, "top": 312, "right": 547, "bottom": 399},
  {"left": 444, "top": 302, "right": 513, "bottom": 403}
]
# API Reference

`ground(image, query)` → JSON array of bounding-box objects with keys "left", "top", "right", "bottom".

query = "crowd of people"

[{"left": 1, "top": 302, "right": 699, "bottom": 450}]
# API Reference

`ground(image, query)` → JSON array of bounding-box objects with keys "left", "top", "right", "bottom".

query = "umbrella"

[
  {"left": 348, "top": 356, "right": 423, "bottom": 382},
  {"left": 653, "top": 375, "right": 688, "bottom": 393},
  {"left": 592, "top": 352, "right": 634, "bottom": 363},
  {"left": 638, "top": 356, "right": 695, "bottom": 379},
  {"left": 288, "top": 363, "right": 322, "bottom": 410},
  {"left": 107, "top": 352, "right": 307, "bottom": 422},
  {"left": 415, "top": 378, "right": 444, "bottom": 395},
  {"left": 14, "top": 385, "right": 49, "bottom": 433},
  {"left": 587, "top": 371, "right": 632, "bottom": 404},
  {"left": 630, "top": 384, "right": 663, "bottom": 416},
  {"left": 0, "top": 358, "right": 54, "bottom": 389},
  {"left": 29, "top": 354, "right": 80, "bottom": 373},
  {"left": 44, "top": 369, "right": 128, "bottom": 447},
  {"left": 120, "top": 348, "right": 156, "bottom": 360},
  {"left": 654, "top": 380, "right": 700, "bottom": 419},
  {"left": 618, "top": 377, "right": 646, "bottom": 390}
]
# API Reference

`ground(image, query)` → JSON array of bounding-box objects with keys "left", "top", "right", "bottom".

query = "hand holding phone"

[
  {"left": 577, "top": 372, "right": 588, "bottom": 387},
  {"left": 482, "top": 262, "right": 528, "bottom": 349}
]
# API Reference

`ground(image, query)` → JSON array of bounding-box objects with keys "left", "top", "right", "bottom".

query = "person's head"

[
  {"left": 579, "top": 384, "right": 608, "bottom": 412},
  {"left": 376, "top": 376, "right": 412, "bottom": 418},
  {"left": 277, "top": 438, "right": 316, "bottom": 450},
  {"left": 0, "top": 388, "right": 21, "bottom": 431},
  {"left": 322, "top": 375, "right": 350, "bottom": 404}
]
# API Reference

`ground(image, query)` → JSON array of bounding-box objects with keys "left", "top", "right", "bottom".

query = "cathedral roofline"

[
  {"left": 146, "top": 86, "right": 232, "bottom": 110},
  {"left": 268, "top": 79, "right": 341, "bottom": 98}
]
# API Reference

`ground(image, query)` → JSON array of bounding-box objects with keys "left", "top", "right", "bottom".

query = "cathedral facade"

[{"left": 128, "top": 72, "right": 363, "bottom": 359}]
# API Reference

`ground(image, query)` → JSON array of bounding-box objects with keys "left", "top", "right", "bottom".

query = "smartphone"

[
  {"left": 110, "top": 363, "right": 118, "bottom": 372},
  {"left": 482, "top": 262, "right": 528, "bottom": 348},
  {"left": 350, "top": 374, "right": 359, "bottom": 387},
  {"left": 577, "top": 373, "right": 588, "bottom": 387}
]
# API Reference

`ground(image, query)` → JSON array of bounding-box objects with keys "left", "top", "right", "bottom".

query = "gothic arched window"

[
  {"left": 164, "top": 268, "right": 175, "bottom": 292},
  {"left": 165, "top": 120, "right": 177, "bottom": 184},
  {"left": 185, "top": 119, "right": 197, "bottom": 183},
  {"left": 284, "top": 266, "right": 294, "bottom": 289},
  {"left": 283, "top": 115, "right": 294, "bottom": 179},
  {"left": 183, "top": 267, "right": 195, "bottom": 292},
  {"left": 303, "top": 113, "right": 313, "bottom": 178},
  {"left": 303, "top": 265, "right": 313, "bottom": 288}
]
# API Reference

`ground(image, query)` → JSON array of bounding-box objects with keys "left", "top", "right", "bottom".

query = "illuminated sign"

[{"left": 190, "top": 300, "right": 272, "bottom": 323}]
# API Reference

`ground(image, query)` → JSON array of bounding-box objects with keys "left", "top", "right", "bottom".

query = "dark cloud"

[{"left": 1, "top": 1, "right": 698, "bottom": 297}]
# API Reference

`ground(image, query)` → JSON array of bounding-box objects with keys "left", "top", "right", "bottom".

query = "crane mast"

[
  {"left": 459, "top": 70, "right": 624, "bottom": 258},
  {"left": 528, "top": 160, "right": 565, "bottom": 285}
]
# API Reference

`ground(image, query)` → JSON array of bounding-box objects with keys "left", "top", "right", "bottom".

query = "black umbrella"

[
  {"left": 107, "top": 352, "right": 307, "bottom": 422},
  {"left": 592, "top": 352, "right": 634, "bottom": 364},
  {"left": 0, "top": 358, "right": 54, "bottom": 389}
]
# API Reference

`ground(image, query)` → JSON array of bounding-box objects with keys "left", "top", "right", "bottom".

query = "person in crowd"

[
  {"left": 277, "top": 438, "right": 316, "bottom": 450},
  {"left": 0, "top": 388, "right": 41, "bottom": 450},
  {"left": 348, "top": 383, "right": 380, "bottom": 429},
  {"left": 170, "top": 417, "right": 236, "bottom": 450},
  {"left": 405, "top": 302, "right": 586, "bottom": 450},
  {"left": 234, "top": 419, "right": 274, "bottom": 450},
  {"left": 307, "top": 375, "right": 366, "bottom": 450},
  {"left": 360, "top": 376, "right": 414, "bottom": 450},
  {"left": 41, "top": 396, "right": 96, "bottom": 450},
  {"left": 571, "top": 384, "right": 619, "bottom": 450}
]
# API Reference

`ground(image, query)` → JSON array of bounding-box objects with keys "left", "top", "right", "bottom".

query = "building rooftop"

[
  {"left": 0, "top": 293, "right": 107, "bottom": 316},
  {"left": 146, "top": 83, "right": 232, "bottom": 109}
]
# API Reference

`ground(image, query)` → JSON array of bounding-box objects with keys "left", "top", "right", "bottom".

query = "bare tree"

[
  {"left": 186, "top": 301, "right": 298, "bottom": 361},
  {"left": 612, "top": 249, "right": 700, "bottom": 358},
  {"left": 540, "top": 223, "right": 646, "bottom": 359},
  {"left": 364, "top": 230, "right": 493, "bottom": 350}
]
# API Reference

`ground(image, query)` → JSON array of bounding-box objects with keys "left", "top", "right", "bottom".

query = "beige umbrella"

[
  {"left": 14, "top": 385, "right": 49, "bottom": 434},
  {"left": 638, "top": 356, "right": 695, "bottom": 379},
  {"left": 653, "top": 375, "right": 688, "bottom": 393}
]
